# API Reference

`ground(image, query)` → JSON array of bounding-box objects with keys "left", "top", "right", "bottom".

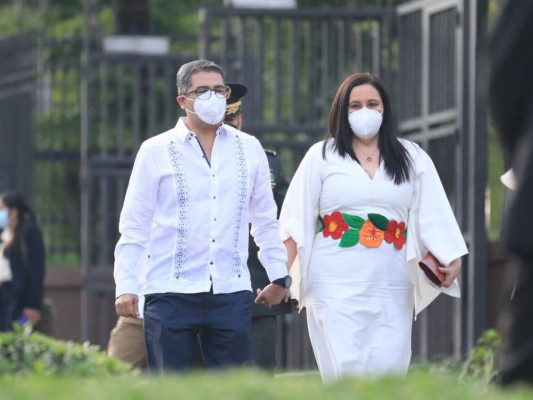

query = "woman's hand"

[{"left": 439, "top": 258, "right": 461, "bottom": 288}]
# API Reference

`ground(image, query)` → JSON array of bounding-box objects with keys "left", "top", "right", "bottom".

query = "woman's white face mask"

[
  {"left": 348, "top": 107, "right": 383, "bottom": 140},
  {"left": 0, "top": 209, "right": 8, "bottom": 229}
]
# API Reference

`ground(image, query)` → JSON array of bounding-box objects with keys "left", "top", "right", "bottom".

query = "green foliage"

[
  {"left": 487, "top": 120, "right": 506, "bottom": 240},
  {"left": 45, "top": 8, "right": 113, "bottom": 38},
  {"left": 460, "top": 328, "right": 502, "bottom": 384},
  {"left": 0, "top": 327, "right": 528, "bottom": 400},
  {"left": 0, "top": 324, "right": 131, "bottom": 377},
  {"left": 1, "top": 366, "right": 533, "bottom": 400},
  {"left": 0, "top": 4, "right": 42, "bottom": 36},
  {"left": 413, "top": 329, "right": 502, "bottom": 387}
]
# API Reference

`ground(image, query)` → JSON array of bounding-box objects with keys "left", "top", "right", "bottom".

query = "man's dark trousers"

[{"left": 143, "top": 290, "right": 253, "bottom": 371}]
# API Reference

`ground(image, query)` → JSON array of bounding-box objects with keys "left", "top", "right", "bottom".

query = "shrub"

[
  {"left": 411, "top": 329, "right": 502, "bottom": 386},
  {"left": 0, "top": 324, "right": 132, "bottom": 377},
  {"left": 460, "top": 328, "right": 502, "bottom": 384}
]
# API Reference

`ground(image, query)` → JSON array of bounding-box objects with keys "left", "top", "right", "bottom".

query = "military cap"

[{"left": 225, "top": 82, "right": 248, "bottom": 119}]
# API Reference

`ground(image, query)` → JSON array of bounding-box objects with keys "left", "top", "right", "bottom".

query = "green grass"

[{"left": 0, "top": 369, "right": 532, "bottom": 400}]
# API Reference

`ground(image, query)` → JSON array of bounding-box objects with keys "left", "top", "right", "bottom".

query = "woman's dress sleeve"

[
  {"left": 405, "top": 143, "right": 469, "bottom": 316},
  {"left": 279, "top": 142, "right": 323, "bottom": 309}
]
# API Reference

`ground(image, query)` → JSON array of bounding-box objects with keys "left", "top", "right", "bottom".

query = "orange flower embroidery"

[
  {"left": 359, "top": 220, "right": 384, "bottom": 248},
  {"left": 322, "top": 211, "right": 349, "bottom": 240},
  {"left": 384, "top": 220, "right": 407, "bottom": 250}
]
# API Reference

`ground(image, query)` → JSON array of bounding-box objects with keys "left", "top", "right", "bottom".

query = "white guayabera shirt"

[{"left": 114, "top": 118, "right": 287, "bottom": 300}]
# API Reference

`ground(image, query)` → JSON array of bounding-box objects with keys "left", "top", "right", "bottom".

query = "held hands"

[
  {"left": 255, "top": 284, "right": 290, "bottom": 308},
  {"left": 115, "top": 293, "right": 139, "bottom": 318},
  {"left": 22, "top": 307, "right": 42, "bottom": 324},
  {"left": 439, "top": 258, "right": 461, "bottom": 288}
]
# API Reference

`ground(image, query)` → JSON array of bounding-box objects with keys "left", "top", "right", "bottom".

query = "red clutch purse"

[{"left": 419, "top": 252, "right": 445, "bottom": 286}]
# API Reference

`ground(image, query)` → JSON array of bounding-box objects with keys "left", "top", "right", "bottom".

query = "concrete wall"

[{"left": 44, "top": 268, "right": 82, "bottom": 342}]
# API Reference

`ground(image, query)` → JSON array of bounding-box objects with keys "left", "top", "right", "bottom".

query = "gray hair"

[{"left": 176, "top": 60, "right": 225, "bottom": 95}]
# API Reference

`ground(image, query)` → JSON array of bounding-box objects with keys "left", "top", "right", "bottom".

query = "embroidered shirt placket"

[
  {"left": 232, "top": 134, "right": 248, "bottom": 277},
  {"left": 167, "top": 141, "right": 190, "bottom": 279}
]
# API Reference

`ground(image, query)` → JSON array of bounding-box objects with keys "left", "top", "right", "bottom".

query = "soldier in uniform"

[{"left": 225, "top": 83, "right": 294, "bottom": 370}]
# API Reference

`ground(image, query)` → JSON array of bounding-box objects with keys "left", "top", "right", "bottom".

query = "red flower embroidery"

[
  {"left": 384, "top": 220, "right": 407, "bottom": 250},
  {"left": 322, "top": 211, "right": 349, "bottom": 240}
]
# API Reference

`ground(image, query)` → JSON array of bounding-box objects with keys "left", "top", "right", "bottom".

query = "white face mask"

[
  {"left": 348, "top": 107, "right": 383, "bottom": 140},
  {"left": 0, "top": 209, "right": 8, "bottom": 229},
  {"left": 186, "top": 93, "right": 227, "bottom": 126}
]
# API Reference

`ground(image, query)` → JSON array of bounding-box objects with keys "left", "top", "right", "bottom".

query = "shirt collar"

[{"left": 174, "top": 118, "right": 231, "bottom": 143}]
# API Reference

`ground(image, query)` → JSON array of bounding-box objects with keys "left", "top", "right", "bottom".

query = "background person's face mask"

[
  {"left": 0, "top": 209, "right": 9, "bottom": 229},
  {"left": 348, "top": 107, "right": 383, "bottom": 140},
  {"left": 186, "top": 92, "right": 227, "bottom": 125}
]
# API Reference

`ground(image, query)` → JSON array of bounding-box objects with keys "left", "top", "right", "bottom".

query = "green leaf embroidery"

[
  {"left": 368, "top": 213, "right": 389, "bottom": 231},
  {"left": 339, "top": 228, "right": 359, "bottom": 248},
  {"left": 316, "top": 215, "right": 324, "bottom": 233},
  {"left": 342, "top": 214, "right": 365, "bottom": 229}
]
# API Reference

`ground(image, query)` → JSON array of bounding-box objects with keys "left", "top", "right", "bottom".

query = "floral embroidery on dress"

[
  {"left": 322, "top": 211, "right": 349, "bottom": 240},
  {"left": 320, "top": 212, "right": 407, "bottom": 250},
  {"left": 384, "top": 220, "right": 407, "bottom": 250},
  {"left": 359, "top": 220, "right": 384, "bottom": 248}
]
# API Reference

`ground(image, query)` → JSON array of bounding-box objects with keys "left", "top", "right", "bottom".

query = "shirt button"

[
  {"left": 212, "top": 239, "right": 215, "bottom": 243},
  {"left": 213, "top": 218, "right": 217, "bottom": 221},
  {"left": 210, "top": 261, "right": 214, "bottom": 265},
  {"left": 213, "top": 196, "right": 216, "bottom": 199}
]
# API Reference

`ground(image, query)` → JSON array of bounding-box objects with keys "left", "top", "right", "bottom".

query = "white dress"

[{"left": 279, "top": 139, "right": 468, "bottom": 381}]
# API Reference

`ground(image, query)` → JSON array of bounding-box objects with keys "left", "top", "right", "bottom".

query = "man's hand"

[
  {"left": 115, "top": 293, "right": 139, "bottom": 318},
  {"left": 22, "top": 307, "right": 42, "bottom": 324},
  {"left": 255, "top": 284, "right": 290, "bottom": 308},
  {"left": 439, "top": 258, "right": 461, "bottom": 288}
]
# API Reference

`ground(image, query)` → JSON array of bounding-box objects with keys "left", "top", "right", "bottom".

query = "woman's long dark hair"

[
  {"left": 1, "top": 191, "right": 36, "bottom": 257},
  {"left": 323, "top": 73, "right": 412, "bottom": 184}
]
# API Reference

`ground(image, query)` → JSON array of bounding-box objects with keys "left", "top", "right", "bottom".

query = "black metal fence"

[
  {"left": 0, "top": 34, "right": 36, "bottom": 205},
  {"left": 200, "top": 7, "right": 395, "bottom": 177},
  {"left": 397, "top": 0, "right": 488, "bottom": 358}
]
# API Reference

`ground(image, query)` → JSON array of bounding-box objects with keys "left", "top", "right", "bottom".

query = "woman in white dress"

[{"left": 280, "top": 73, "right": 468, "bottom": 381}]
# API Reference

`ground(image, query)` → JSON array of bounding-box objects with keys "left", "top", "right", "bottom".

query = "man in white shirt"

[{"left": 113, "top": 59, "right": 291, "bottom": 371}]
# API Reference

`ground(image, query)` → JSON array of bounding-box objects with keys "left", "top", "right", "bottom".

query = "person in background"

[
  {"left": 113, "top": 60, "right": 290, "bottom": 372},
  {"left": 224, "top": 82, "right": 294, "bottom": 370},
  {"left": 488, "top": 0, "right": 533, "bottom": 386},
  {"left": 0, "top": 191, "right": 46, "bottom": 332},
  {"left": 272, "top": 73, "right": 468, "bottom": 381}
]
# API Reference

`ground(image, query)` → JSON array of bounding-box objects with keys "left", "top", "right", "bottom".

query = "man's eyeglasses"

[{"left": 183, "top": 85, "right": 231, "bottom": 100}]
